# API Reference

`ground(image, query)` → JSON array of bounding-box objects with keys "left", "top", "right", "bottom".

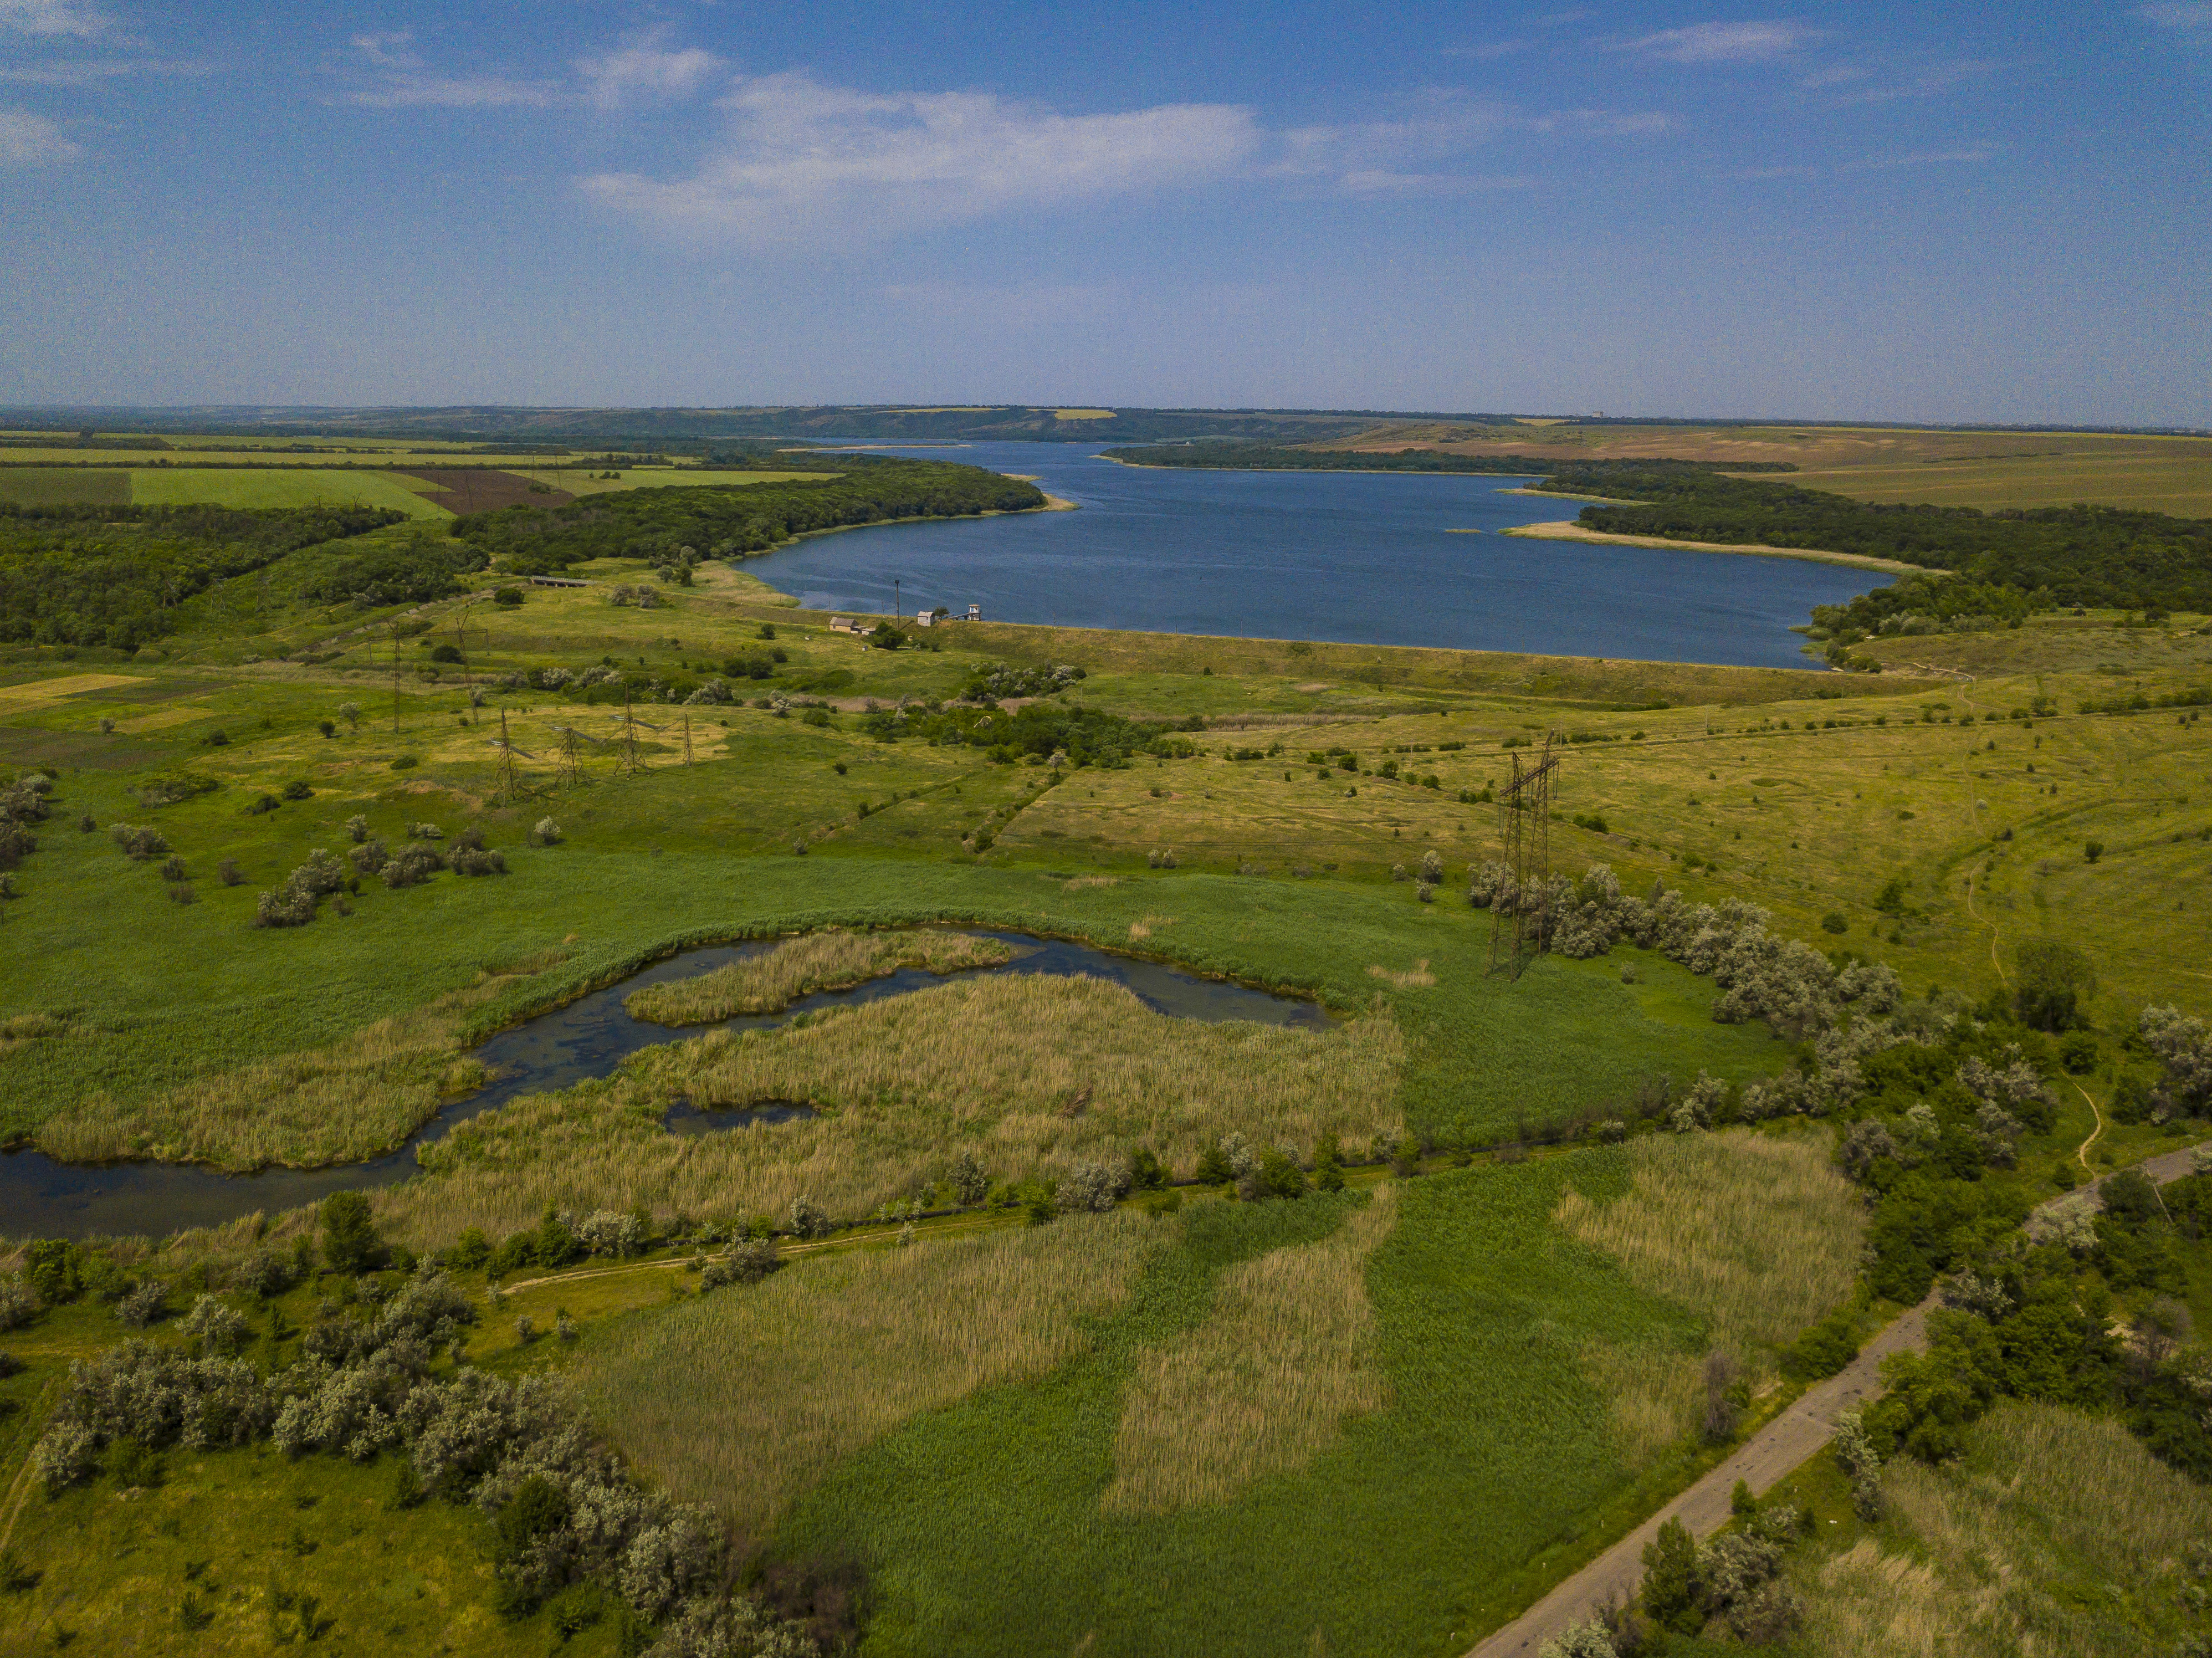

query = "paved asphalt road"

[{"left": 1467, "top": 1139, "right": 2206, "bottom": 1658}]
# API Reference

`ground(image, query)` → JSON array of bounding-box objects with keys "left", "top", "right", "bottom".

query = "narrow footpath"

[{"left": 1467, "top": 1139, "right": 2208, "bottom": 1658}]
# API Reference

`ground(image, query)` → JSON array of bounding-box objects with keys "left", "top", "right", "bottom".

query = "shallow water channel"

[{"left": 1, "top": 932, "right": 1323, "bottom": 1241}]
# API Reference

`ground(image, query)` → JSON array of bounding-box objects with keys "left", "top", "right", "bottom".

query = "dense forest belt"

[
  {"left": 453, "top": 457, "right": 1047, "bottom": 576},
  {"left": 1554, "top": 467, "right": 2212, "bottom": 618},
  {"left": 1102, "top": 443, "right": 1797, "bottom": 478},
  {"left": 0, "top": 503, "right": 405, "bottom": 652}
]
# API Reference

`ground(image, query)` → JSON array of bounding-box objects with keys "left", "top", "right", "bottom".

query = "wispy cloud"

[
  {"left": 0, "top": 55, "right": 215, "bottom": 87},
  {"left": 1337, "top": 168, "right": 1532, "bottom": 195},
  {"left": 580, "top": 74, "right": 1676, "bottom": 242},
  {"left": 1800, "top": 57, "right": 1999, "bottom": 105},
  {"left": 1615, "top": 20, "right": 1824, "bottom": 63},
  {"left": 1445, "top": 39, "right": 1532, "bottom": 61},
  {"left": 2136, "top": 2, "right": 2212, "bottom": 29},
  {"left": 1842, "top": 145, "right": 1999, "bottom": 170},
  {"left": 1527, "top": 107, "right": 1675, "bottom": 135},
  {"left": 345, "top": 29, "right": 558, "bottom": 109},
  {"left": 0, "top": 0, "right": 107, "bottom": 37},
  {"left": 582, "top": 73, "right": 1262, "bottom": 242},
  {"left": 576, "top": 34, "right": 723, "bottom": 112},
  {"left": 0, "top": 104, "right": 78, "bottom": 162}
]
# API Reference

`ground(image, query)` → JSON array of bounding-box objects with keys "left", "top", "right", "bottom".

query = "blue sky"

[{"left": 0, "top": 1, "right": 2205, "bottom": 424}]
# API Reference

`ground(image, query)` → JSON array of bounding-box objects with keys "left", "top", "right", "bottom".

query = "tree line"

[
  {"left": 1102, "top": 443, "right": 1796, "bottom": 477},
  {"left": 450, "top": 458, "right": 1046, "bottom": 576},
  {"left": 1554, "top": 466, "right": 2212, "bottom": 618},
  {"left": 304, "top": 534, "right": 491, "bottom": 608},
  {"left": 0, "top": 503, "right": 404, "bottom": 651}
]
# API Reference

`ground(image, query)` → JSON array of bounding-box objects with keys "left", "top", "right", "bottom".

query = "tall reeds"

[
  {"left": 385, "top": 975, "right": 1402, "bottom": 1246},
  {"left": 34, "top": 958, "right": 569, "bottom": 1170},
  {"left": 580, "top": 1211, "right": 1161, "bottom": 1537},
  {"left": 1795, "top": 1401, "right": 2212, "bottom": 1658},
  {"left": 623, "top": 929, "right": 1014, "bottom": 1026},
  {"left": 1103, "top": 1186, "right": 1397, "bottom": 1515},
  {"left": 1555, "top": 1129, "right": 1862, "bottom": 1463}
]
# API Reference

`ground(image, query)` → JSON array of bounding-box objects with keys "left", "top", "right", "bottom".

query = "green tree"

[
  {"left": 319, "top": 1191, "right": 381, "bottom": 1273},
  {"left": 1638, "top": 1517, "right": 1703, "bottom": 1634},
  {"left": 2013, "top": 938, "right": 2097, "bottom": 1031}
]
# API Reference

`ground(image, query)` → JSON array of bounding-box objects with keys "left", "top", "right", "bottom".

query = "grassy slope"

[
  {"left": 1339, "top": 421, "right": 2212, "bottom": 516},
  {"left": 0, "top": 1298, "right": 622, "bottom": 1658},
  {"left": 772, "top": 1159, "right": 1760, "bottom": 1658}
]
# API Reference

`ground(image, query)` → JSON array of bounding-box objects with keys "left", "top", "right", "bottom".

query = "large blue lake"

[{"left": 743, "top": 441, "right": 1880, "bottom": 669}]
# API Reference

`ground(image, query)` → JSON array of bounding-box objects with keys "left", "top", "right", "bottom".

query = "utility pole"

[
  {"left": 621, "top": 683, "right": 641, "bottom": 776},
  {"left": 453, "top": 598, "right": 479, "bottom": 692},
  {"left": 391, "top": 622, "right": 404, "bottom": 734},
  {"left": 498, "top": 707, "right": 519, "bottom": 803},
  {"left": 682, "top": 713, "right": 694, "bottom": 767},
  {"left": 559, "top": 724, "right": 583, "bottom": 786}
]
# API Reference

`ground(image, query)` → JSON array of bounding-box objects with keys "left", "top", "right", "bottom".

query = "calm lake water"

[
  {"left": 1, "top": 932, "right": 1322, "bottom": 1241},
  {"left": 743, "top": 442, "right": 1879, "bottom": 670}
]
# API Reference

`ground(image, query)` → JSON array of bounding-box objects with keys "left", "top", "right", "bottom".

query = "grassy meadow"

[
  {"left": 3, "top": 444, "right": 2209, "bottom": 1657},
  {"left": 1782, "top": 1401, "right": 2212, "bottom": 1657},
  {"left": 754, "top": 1148, "right": 1857, "bottom": 1658}
]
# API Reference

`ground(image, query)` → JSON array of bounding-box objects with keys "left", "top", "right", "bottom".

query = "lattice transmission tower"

[{"left": 1488, "top": 734, "right": 1560, "bottom": 979}]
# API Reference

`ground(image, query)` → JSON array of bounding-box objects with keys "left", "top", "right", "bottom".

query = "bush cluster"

[{"left": 254, "top": 848, "right": 350, "bottom": 928}]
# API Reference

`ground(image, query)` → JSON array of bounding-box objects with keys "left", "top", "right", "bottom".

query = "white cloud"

[
  {"left": 345, "top": 29, "right": 557, "bottom": 109},
  {"left": 2137, "top": 2, "right": 2212, "bottom": 28},
  {"left": 1338, "top": 169, "right": 1533, "bottom": 195},
  {"left": 577, "top": 37, "right": 723, "bottom": 111},
  {"left": 0, "top": 104, "right": 79, "bottom": 162},
  {"left": 1843, "top": 145, "right": 1998, "bottom": 170},
  {"left": 1616, "top": 21, "right": 1824, "bottom": 63},
  {"left": 581, "top": 73, "right": 1263, "bottom": 242},
  {"left": 1803, "top": 57, "right": 1999, "bottom": 105},
  {"left": 579, "top": 75, "right": 1678, "bottom": 242},
  {"left": 1446, "top": 39, "right": 1532, "bottom": 61},
  {"left": 0, "top": 56, "right": 215, "bottom": 87},
  {"left": 1526, "top": 107, "right": 1676, "bottom": 135},
  {"left": 0, "top": 0, "right": 107, "bottom": 37}
]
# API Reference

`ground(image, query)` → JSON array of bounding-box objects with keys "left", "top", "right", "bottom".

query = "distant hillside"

[{"left": 0, "top": 406, "right": 1502, "bottom": 447}]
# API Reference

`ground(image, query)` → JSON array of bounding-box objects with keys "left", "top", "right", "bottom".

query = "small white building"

[
  {"left": 829, "top": 617, "right": 858, "bottom": 633},
  {"left": 966, "top": 603, "right": 982, "bottom": 621},
  {"left": 914, "top": 609, "right": 934, "bottom": 628}
]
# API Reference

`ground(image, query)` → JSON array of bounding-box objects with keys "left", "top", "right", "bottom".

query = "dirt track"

[{"left": 1467, "top": 1139, "right": 2208, "bottom": 1658}]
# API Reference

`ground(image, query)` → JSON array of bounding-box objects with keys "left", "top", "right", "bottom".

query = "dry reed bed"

[
  {"left": 1103, "top": 1185, "right": 1397, "bottom": 1516},
  {"left": 622, "top": 928, "right": 1014, "bottom": 1026},
  {"left": 1795, "top": 1402, "right": 2212, "bottom": 1658},
  {"left": 32, "top": 957, "right": 567, "bottom": 1170},
  {"left": 1555, "top": 1129, "right": 1862, "bottom": 1464},
  {"left": 581, "top": 1211, "right": 1163, "bottom": 1538},
  {"left": 384, "top": 975, "right": 1403, "bottom": 1246}
]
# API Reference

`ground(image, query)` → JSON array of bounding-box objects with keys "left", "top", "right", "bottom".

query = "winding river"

[{"left": 0, "top": 932, "right": 1323, "bottom": 1241}]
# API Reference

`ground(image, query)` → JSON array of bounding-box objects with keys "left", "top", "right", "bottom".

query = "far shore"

[
  {"left": 1499, "top": 520, "right": 1920, "bottom": 574},
  {"left": 1499, "top": 486, "right": 1643, "bottom": 505}
]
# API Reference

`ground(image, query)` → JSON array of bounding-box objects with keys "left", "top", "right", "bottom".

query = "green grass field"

[
  {"left": 3, "top": 449, "right": 2209, "bottom": 1658},
  {"left": 126, "top": 467, "right": 452, "bottom": 518},
  {"left": 0, "top": 467, "right": 133, "bottom": 506},
  {"left": 762, "top": 1153, "right": 1830, "bottom": 1658}
]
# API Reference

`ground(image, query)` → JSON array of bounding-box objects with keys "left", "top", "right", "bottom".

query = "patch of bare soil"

[{"left": 393, "top": 468, "right": 573, "bottom": 514}]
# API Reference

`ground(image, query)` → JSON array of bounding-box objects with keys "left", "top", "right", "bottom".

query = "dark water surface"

[
  {"left": 743, "top": 441, "right": 1879, "bottom": 669},
  {"left": 1, "top": 932, "right": 1322, "bottom": 1240}
]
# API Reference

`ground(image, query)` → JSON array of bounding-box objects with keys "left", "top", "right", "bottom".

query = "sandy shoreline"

[{"left": 1499, "top": 520, "right": 1918, "bottom": 574}]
